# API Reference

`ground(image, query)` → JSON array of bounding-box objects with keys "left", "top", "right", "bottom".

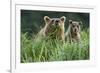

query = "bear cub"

[
  {"left": 65, "top": 20, "right": 82, "bottom": 43},
  {"left": 39, "top": 16, "right": 66, "bottom": 41}
]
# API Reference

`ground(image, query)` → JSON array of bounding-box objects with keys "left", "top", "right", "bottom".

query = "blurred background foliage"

[{"left": 21, "top": 10, "right": 89, "bottom": 36}]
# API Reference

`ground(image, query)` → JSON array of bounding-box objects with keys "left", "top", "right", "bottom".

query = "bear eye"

[
  {"left": 77, "top": 25, "right": 79, "bottom": 28},
  {"left": 72, "top": 25, "right": 75, "bottom": 27},
  {"left": 51, "top": 20, "right": 54, "bottom": 23}
]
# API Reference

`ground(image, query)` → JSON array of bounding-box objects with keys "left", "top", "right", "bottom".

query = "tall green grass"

[{"left": 21, "top": 31, "right": 89, "bottom": 63}]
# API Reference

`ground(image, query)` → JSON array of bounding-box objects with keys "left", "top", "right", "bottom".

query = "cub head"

[
  {"left": 69, "top": 20, "right": 82, "bottom": 34},
  {"left": 44, "top": 16, "right": 66, "bottom": 28}
]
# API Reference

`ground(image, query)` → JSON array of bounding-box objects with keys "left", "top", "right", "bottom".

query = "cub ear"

[
  {"left": 60, "top": 16, "right": 66, "bottom": 22},
  {"left": 44, "top": 16, "right": 51, "bottom": 23},
  {"left": 79, "top": 21, "right": 82, "bottom": 25},
  {"left": 69, "top": 20, "right": 73, "bottom": 24}
]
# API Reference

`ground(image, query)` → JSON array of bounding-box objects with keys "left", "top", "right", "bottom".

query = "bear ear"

[
  {"left": 60, "top": 16, "right": 66, "bottom": 22},
  {"left": 44, "top": 16, "right": 51, "bottom": 22},
  {"left": 69, "top": 20, "right": 73, "bottom": 24},
  {"left": 79, "top": 21, "right": 82, "bottom": 25}
]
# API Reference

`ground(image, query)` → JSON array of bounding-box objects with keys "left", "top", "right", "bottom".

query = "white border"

[{"left": 11, "top": 3, "right": 96, "bottom": 73}]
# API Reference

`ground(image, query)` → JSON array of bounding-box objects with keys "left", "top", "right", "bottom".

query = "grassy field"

[{"left": 21, "top": 30, "right": 89, "bottom": 63}]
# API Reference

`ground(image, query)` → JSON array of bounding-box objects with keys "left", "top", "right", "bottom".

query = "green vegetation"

[
  {"left": 21, "top": 30, "right": 89, "bottom": 63},
  {"left": 21, "top": 10, "right": 90, "bottom": 63}
]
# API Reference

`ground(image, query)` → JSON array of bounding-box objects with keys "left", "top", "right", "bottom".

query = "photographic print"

[
  {"left": 11, "top": 2, "right": 96, "bottom": 72},
  {"left": 21, "top": 10, "right": 90, "bottom": 63}
]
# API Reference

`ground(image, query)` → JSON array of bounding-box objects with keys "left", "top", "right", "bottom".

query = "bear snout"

[{"left": 55, "top": 20, "right": 60, "bottom": 25}]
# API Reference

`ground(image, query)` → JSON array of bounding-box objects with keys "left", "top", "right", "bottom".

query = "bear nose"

[
  {"left": 75, "top": 29, "right": 77, "bottom": 32},
  {"left": 55, "top": 20, "right": 59, "bottom": 25},
  {"left": 56, "top": 20, "right": 59, "bottom": 23}
]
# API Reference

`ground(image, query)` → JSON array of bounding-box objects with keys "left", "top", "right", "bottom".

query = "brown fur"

[
  {"left": 65, "top": 20, "right": 82, "bottom": 43},
  {"left": 38, "top": 16, "right": 66, "bottom": 41}
]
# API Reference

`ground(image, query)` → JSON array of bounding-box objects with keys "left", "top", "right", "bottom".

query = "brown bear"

[
  {"left": 65, "top": 20, "right": 82, "bottom": 43},
  {"left": 38, "top": 16, "right": 66, "bottom": 41}
]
